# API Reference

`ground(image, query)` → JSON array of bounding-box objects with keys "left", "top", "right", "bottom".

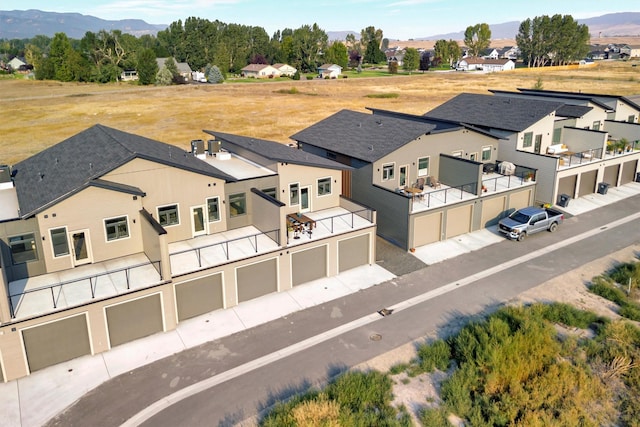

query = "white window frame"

[
  {"left": 523, "top": 132, "right": 533, "bottom": 148},
  {"left": 451, "top": 150, "right": 463, "bottom": 157},
  {"left": 104, "top": 215, "right": 130, "bottom": 242},
  {"left": 49, "top": 226, "right": 70, "bottom": 257},
  {"left": 469, "top": 152, "right": 478, "bottom": 161},
  {"left": 289, "top": 182, "right": 300, "bottom": 205},
  {"left": 317, "top": 177, "right": 332, "bottom": 196},
  {"left": 417, "top": 156, "right": 430, "bottom": 177},
  {"left": 157, "top": 204, "right": 180, "bottom": 227},
  {"left": 229, "top": 193, "right": 247, "bottom": 217},
  {"left": 207, "top": 197, "right": 221, "bottom": 223},
  {"left": 481, "top": 146, "right": 492, "bottom": 161},
  {"left": 382, "top": 163, "right": 395, "bottom": 181}
]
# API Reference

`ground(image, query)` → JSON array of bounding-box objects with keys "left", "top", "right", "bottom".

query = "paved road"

[{"left": 46, "top": 195, "right": 640, "bottom": 427}]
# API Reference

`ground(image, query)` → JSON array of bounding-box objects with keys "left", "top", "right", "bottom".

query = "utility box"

[
  {"left": 597, "top": 182, "right": 610, "bottom": 195},
  {"left": 557, "top": 194, "right": 571, "bottom": 208}
]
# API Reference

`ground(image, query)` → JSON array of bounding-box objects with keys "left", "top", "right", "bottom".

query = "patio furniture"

[{"left": 428, "top": 176, "right": 441, "bottom": 188}]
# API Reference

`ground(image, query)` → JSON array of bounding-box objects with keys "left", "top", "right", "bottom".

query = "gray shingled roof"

[
  {"left": 289, "top": 109, "right": 441, "bottom": 163},
  {"left": 555, "top": 104, "right": 594, "bottom": 118},
  {"left": 13, "top": 124, "right": 234, "bottom": 218},
  {"left": 425, "top": 93, "right": 565, "bottom": 132},
  {"left": 514, "top": 88, "right": 629, "bottom": 112},
  {"left": 202, "top": 130, "right": 350, "bottom": 170}
]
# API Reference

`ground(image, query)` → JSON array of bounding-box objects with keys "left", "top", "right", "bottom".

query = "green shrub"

[
  {"left": 609, "top": 261, "right": 640, "bottom": 288},
  {"left": 538, "top": 302, "right": 603, "bottom": 328},
  {"left": 416, "top": 339, "right": 451, "bottom": 372},
  {"left": 325, "top": 370, "right": 393, "bottom": 413},
  {"left": 619, "top": 304, "right": 640, "bottom": 321},
  {"left": 365, "top": 93, "right": 399, "bottom": 99},
  {"left": 590, "top": 275, "right": 627, "bottom": 305},
  {"left": 419, "top": 407, "right": 450, "bottom": 426}
]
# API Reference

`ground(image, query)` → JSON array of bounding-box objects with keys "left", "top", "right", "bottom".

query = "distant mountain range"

[
  {"left": 0, "top": 9, "right": 166, "bottom": 39},
  {"left": 1, "top": 9, "right": 639, "bottom": 41},
  {"left": 416, "top": 12, "right": 640, "bottom": 41}
]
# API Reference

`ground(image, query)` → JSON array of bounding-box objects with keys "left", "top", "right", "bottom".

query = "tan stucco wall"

[
  {"left": 36, "top": 186, "right": 143, "bottom": 272},
  {"left": 516, "top": 114, "right": 556, "bottom": 153},
  {"left": 103, "top": 158, "right": 227, "bottom": 242},
  {"left": 277, "top": 163, "right": 342, "bottom": 214},
  {"left": 372, "top": 129, "right": 498, "bottom": 191}
]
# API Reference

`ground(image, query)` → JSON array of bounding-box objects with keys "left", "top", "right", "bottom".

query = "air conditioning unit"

[
  {"left": 208, "top": 139, "right": 221, "bottom": 154},
  {"left": 191, "top": 139, "right": 205, "bottom": 155}
]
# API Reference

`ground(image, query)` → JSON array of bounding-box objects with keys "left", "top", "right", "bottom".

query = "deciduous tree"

[
  {"left": 464, "top": 23, "right": 491, "bottom": 57},
  {"left": 402, "top": 47, "right": 420, "bottom": 74}
]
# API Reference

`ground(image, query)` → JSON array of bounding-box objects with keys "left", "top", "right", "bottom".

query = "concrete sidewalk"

[{"left": 1, "top": 181, "right": 639, "bottom": 427}]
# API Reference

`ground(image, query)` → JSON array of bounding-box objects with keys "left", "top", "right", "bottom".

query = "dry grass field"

[{"left": 2, "top": 58, "right": 640, "bottom": 165}]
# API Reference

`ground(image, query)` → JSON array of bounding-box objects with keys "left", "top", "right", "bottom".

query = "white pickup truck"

[{"left": 498, "top": 206, "right": 564, "bottom": 241}]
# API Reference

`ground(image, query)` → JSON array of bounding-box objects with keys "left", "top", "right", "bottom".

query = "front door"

[
  {"left": 399, "top": 165, "right": 408, "bottom": 188},
  {"left": 70, "top": 230, "right": 92, "bottom": 266},
  {"left": 300, "top": 186, "right": 311, "bottom": 212},
  {"left": 191, "top": 206, "right": 206, "bottom": 237}
]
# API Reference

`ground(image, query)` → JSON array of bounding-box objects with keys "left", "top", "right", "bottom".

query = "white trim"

[
  {"left": 172, "top": 271, "right": 226, "bottom": 321},
  {"left": 399, "top": 165, "right": 409, "bottom": 187},
  {"left": 288, "top": 244, "right": 330, "bottom": 285},
  {"left": 19, "top": 312, "right": 91, "bottom": 375},
  {"left": 47, "top": 225, "right": 70, "bottom": 258},
  {"left": 381, "top": 162, "right": 395, "bottom": 181},
  {"left": 190, "top": 205, "right": 207, "bottom": 237},
  {"left": 316, "top": 176, "right": 332, "bottom": 197},
  {"left": 206, "top": 196, "right": 222, "bottom": 223},
  {"left": 417, "top": 156, "right": 430, "bottom": 177},
  {"left": 481, "top": 145, "right": 492, "bottom": 161},
  {"left": 289, "top": 182, "right": 300, "bottom": 206},
  {"left": 103, "top": 214, "right": 131, "bottom": 243},
  {"left": 69, "top": 229, "right": 93, "bottom": 266},
  {"left": 156, "top": 203, "right": 180, "bottom": 227}
]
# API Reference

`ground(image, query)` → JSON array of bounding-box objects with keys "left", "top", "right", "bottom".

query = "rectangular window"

[
  {"left": 317, "top": 177, "right": 331, "bottom": 196},
  {"left": 9, "top": 233, "right": 38, "bottom": 264},
  {"left": 417, "top": 157, "right": 430, "bottom": 176},
  {"left": 523, "top": 132, "right": 533, "bottom": 148},
  {"left": 382, "top": 163, "right": 394, "bottom": 181},
  {"left": 229, "top": 193, "right": 246, "bottom": 217},
  {"left": 592, "top": 121, "right": 600, "bottom": 131},
  {"left": 469, "top": 152, "right": 478, "bottom": 161},
  {"left": 451, "top": 150, "right": 463, "bottom": 157},
  {"left": 262, "top": 187, "right": 277, "bottom": 199},
  {"left": 105, "top": 216, "right": 129, "bottom": 241},
  {"left": 158, "top": 204, "right": 179, "bottom": 226},
  {"left": 481, "top": 146, "right": 492, "bottom": 161},
  {"left": 552, "top": 128, "right": 562, "bottom": 143},
  {"left": 629, "top": 115, "right": 636, "bottom": 123},
  {"left": 207, "top": 197, "right": 220, "bottom": 222},
  {"left": 289, "top": 183, "right": 299, "bottom": 205},
  {"left": 50, "top": 227, "right": 70, "bottom": 257}
]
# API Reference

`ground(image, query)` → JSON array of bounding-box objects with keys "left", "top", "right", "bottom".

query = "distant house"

[
  {"left": 483, "top": 48, "right": 499, "bottom": 60},
  {"left": 497, "top": 46, "right": 519, "bottom": 60},
  {"left": 240, "top": 64, "right": 281, "bottom": 78},
  {"left": 272, "top": 63, "right": 297, "bottom": 77},
  {"left": 318, "top": 64, "right": 342, "bottom": 78},
  {"left": 156, "top": 57, "right": 192, "bottom": 81},
  {"left": 120, "top": 70, "right": 138, "bottom": 81},
  {"left": 456, "top": 57, "right": 514, "bottom": 72},
  {"left": 8, "top": 57, "right": 27, "bottom": 71},
  {"left": 620, "top": 45, "right": 640, "bottom": 59}
]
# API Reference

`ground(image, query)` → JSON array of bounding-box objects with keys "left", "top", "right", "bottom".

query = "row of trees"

[
  {"left": 0, "top": 13, "right": 591, "bottom": 83},
  {"left": 517, "top": 14, "right": 590, "bottom": 67},
  {"left": 433, "top": 15, "right": 589, "bottom": 69},
  {"left": 0, "top": 19, "right": 391, "bottom": 84}
]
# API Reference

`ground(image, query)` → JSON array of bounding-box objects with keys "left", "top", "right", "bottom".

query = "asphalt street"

[{"left": 45, "top": 194, "right": 640, "bottom": 427}]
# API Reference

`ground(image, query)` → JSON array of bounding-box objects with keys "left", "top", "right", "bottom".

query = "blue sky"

[{"left": 6, "top": 0, "right": 640, "bottom": 40}]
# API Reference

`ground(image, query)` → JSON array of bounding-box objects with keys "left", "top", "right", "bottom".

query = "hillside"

[{"left": 0, "top": 9, "right": 166, "bottom": 39}]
